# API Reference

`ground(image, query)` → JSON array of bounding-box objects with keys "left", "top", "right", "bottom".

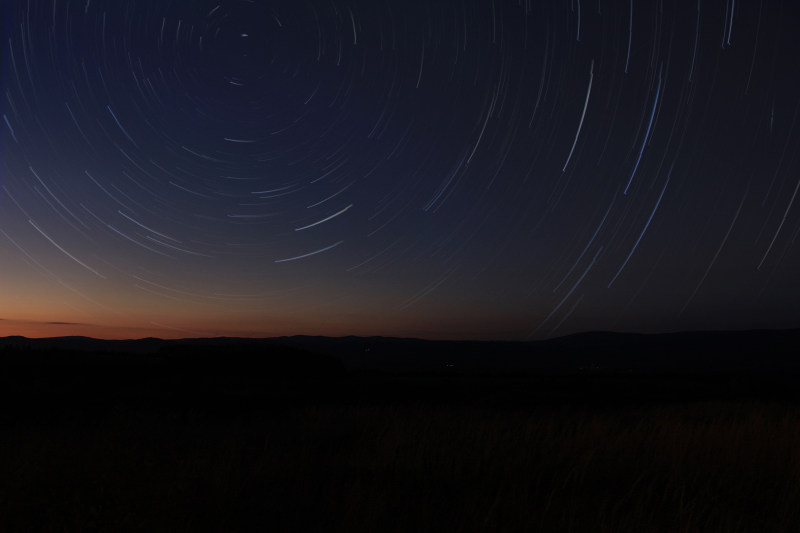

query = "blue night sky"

[{"left": 1, "top": 0, "right": 799, "bottom": 340}]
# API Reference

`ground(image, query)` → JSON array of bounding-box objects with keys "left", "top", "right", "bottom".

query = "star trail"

[{"left": 1, "top": 0, "right": 799, "bottom": 340}]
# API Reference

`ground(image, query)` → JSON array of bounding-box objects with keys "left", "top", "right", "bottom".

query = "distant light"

[{"left": 241, "top": 33, "right": 249, "bottom": 37}]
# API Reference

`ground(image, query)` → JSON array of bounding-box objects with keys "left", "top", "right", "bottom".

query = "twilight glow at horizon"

[{"left": 1, "top": 0, "right": 799, "bottom": 340}]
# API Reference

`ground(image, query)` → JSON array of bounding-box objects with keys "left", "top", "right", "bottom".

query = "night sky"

[{"left": 1, "top": 0, "right": 799, "bottom": 341}]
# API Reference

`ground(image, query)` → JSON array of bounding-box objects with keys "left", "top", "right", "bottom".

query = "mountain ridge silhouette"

[{"left": 2, "top": 328, "right": 799, "bottom": 374}]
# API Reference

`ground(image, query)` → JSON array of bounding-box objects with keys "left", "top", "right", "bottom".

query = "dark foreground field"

[
  {"left": 2, "top": 333, "right": 800, "bottom": 532},
  {"left": 3, "top": 378, "right": 800, "bottom": 532}
]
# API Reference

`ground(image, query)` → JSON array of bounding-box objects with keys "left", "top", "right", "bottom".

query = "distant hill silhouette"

[
  {"left": 2, "top": 329, "right": 799, "bottom": 375},
  {"left": 2, "top": 329, "right": 800, "bottom": 404}
]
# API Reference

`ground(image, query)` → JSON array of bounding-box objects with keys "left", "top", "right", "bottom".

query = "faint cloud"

[{"left": 1, "top": 318, "right": 94, "bottom": 328}]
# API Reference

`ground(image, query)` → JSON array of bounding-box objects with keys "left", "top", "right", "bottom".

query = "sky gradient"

[{"left": 2, "top": 0, "right": 799, "bottom": 340}]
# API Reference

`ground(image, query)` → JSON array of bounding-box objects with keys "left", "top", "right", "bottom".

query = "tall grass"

[{"left": 2, "top": 399, "right": 800, "bottom": 532}]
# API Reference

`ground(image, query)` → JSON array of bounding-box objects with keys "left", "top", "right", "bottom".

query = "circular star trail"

[{"left": 1, "top": 0, "right": 799, "bottom": 340}]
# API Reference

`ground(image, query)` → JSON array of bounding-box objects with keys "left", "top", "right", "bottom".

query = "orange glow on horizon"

[
  {"left": 0, "top": 316, "right": 299, "bottom": 340},
  {"left": 0, "top": 313, "right": 530, "bottom": 341}
]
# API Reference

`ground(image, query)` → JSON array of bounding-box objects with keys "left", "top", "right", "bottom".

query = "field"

[{"left": 3, "top": 376, "right": 800, "bottom": 532}]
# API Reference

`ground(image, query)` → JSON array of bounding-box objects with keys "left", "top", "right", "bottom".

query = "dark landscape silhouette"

[
  {"left": 3, "top": 329, "right": 800, "bottom": 399},
  {"left": 3, "top": 329, "right": 800, "bottom": 532}
]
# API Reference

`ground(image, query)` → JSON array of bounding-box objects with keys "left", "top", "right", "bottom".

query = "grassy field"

[{"left": 2, "top": 387, "right": 800, "bottom": 532}]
